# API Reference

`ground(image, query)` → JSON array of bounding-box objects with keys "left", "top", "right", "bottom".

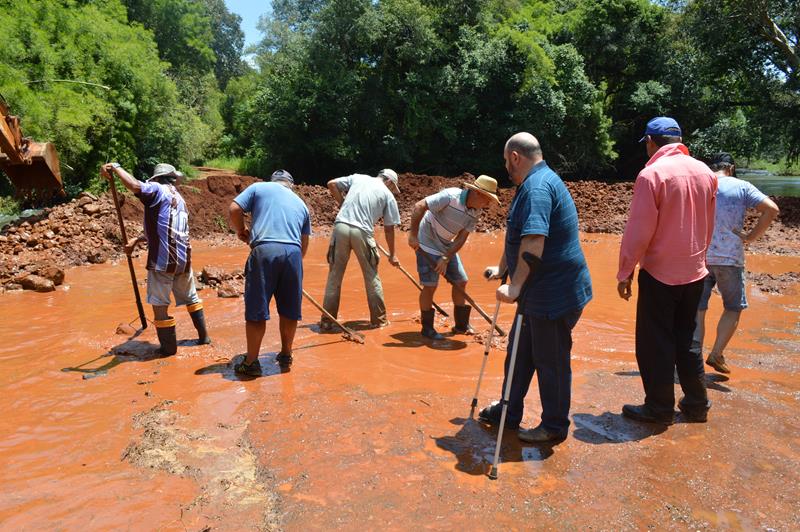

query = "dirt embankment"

[{"left": 1, "top": 169, "right": 798, "bottom": 288}]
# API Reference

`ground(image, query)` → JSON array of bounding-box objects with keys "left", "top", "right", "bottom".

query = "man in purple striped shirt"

[{"left": 102, "top": 162, "right": 211, "bottom": 356}]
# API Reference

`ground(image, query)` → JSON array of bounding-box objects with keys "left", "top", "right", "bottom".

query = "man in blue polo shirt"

[
  {"left": 229, "top": 170, "right": 311, "bottom": 376},
  {"left": 480, "top": 132, "right": 592, "bottom": 443}
]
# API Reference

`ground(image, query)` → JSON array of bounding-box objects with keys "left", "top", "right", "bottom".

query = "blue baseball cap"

[
  {"left": 639, "top": 117, "right": 682, "bottom": 142},
  {"left": 270, "top": 169, "right": 294, "bottom": 184}
]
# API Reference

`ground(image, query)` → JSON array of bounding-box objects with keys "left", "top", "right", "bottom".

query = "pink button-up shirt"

[{"left": 617, "top": 143, "right": 717, "bottom": 285}]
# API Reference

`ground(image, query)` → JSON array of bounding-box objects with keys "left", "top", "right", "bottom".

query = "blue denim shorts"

[
  {"left": 244, "top": 242, "right": 303, "bottom": 322},
  {"left": 416, "top": 249, "right": 468, "bottom": 287},
  {"left": 697, "top": 265, "right": 747, "bottom": 311}
]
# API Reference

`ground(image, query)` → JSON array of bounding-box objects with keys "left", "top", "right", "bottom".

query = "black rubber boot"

[
  {"left": 187, "top": 304, "right": 211, "bottom": 345},
  {"left": 451, "top": 304, "right": 474, "bottom": 335},
  {"left": 420, "top": 309, "right": 444, "bottom": 340},
  {"left": 154, "top": 318, "right": 177, "bottom": 356}
]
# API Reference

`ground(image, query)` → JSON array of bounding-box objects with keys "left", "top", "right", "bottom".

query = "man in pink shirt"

[{"left": 617, "top": 117, "right": 717, "bottom": 425}]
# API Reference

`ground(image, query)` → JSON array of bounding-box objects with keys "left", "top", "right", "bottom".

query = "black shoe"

[
  {"left": 420, "top": 309, "right": 444, "bottom": 340},
  {"left": 234, "top": 358, "right": 262, "bottom": 376},
  {"left": 276, "top": 352, "right": 293, "bottom": 367},
  {"left": 678, "top": 400, "right": 709, "bottom": 423},
  {"left": 622, "top": 404, "right": 674, "bottom": 426},
  {"left": 518, "top": 425, "right": 567, "bottom": 443},
  {"left": 478, "top": 401, "right": 520, "bottom": 430}
]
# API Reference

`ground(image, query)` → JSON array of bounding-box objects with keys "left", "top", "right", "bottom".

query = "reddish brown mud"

[
  {"left": 2, "top": 170, "right": 799, "bottom": 287},
  {"left": 0, "top": 233, "right": 798, "bottom": 529}
]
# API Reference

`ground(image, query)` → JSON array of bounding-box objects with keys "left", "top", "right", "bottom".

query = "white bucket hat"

[{"left": 147, "top": 163, "right": 183, "bottom": 182}]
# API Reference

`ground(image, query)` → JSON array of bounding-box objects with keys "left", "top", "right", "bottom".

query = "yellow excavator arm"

[{"left": 0, "top": 98, "right": 64, "bottom": 199}]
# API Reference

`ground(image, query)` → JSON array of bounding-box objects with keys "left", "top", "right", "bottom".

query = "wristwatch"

[{"left": 110, "top": 162, "right": 121, "bottom": 169}]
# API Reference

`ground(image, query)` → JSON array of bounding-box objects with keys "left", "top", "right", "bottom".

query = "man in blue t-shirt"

[
  {"left": 102, "top": 162, "right": 210, "bottom": 357},
  {"left": 229, "top": 170, "right": 311, "bottom": 376},
  {"left": 479, "top": 132, "right": 592, "bottom": 443},
  {"left": 692, "top": 153, "right": 779, "bottom": 374}
]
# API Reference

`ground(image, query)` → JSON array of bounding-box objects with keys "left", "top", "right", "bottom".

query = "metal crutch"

[
  {"left": 468, "top": 270, "right": 508, "bottom": 419},
  {"left": 489, "top": 252, "right": 538, "bottom": 480}
]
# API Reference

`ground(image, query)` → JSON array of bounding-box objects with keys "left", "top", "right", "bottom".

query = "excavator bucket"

[
  {"left": 0, "top": 99, "right": 65, "bottom": 200},
  {"left": 1, "top": 141, "right": 64, "bottom": 199}
]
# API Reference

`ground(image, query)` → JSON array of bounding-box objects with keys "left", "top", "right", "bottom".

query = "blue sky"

[{"left": 224, "top": 0, "right": 272, "bottom": 51}]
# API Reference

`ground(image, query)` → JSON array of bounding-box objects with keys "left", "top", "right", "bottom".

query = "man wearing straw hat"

[
  {"left": 101, "top": 162, "right": 211, "bottom": 356},
  {"left": 407, "top": 175, "right": 499, "bottom": 339}
]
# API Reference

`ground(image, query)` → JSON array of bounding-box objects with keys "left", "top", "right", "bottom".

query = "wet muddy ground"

[{"left": 0, "top": 233, "right": 798, "bottom": 530}]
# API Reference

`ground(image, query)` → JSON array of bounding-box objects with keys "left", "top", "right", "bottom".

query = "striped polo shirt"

[
  {"left": 418, "top": 187, "right": 479, "bottom": 255},
  {"left": 136, "top": 181, "right": 191, "bottom": 274}
]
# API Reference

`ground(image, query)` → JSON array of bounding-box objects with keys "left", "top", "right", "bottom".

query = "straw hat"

[
  {"left": 147, "top": 163, "right": 183, "bottom": 182},
  {"left": 464, "top": 175, "right": 500, "bottom": 204}
]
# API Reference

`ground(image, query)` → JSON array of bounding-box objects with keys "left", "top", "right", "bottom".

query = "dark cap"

[
  {"left": 270, "top": 169, "right": 294, "bottom": 184},
  {"left": 710, "top": 152, "right": 735, "bottom": 166},
  {"left": 639, "top": 117, "right": 682, "bottom": 142},
  {"left": 709, "top": 152, "right": 736, "bottom": 175}
]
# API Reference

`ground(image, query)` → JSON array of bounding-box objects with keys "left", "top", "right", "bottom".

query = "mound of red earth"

[{"left": 1, "top": 169, "right": 798, "bottom": 290}]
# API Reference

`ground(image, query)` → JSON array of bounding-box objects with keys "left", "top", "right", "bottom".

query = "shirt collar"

[
  {"left": 645, "top": 143, "right": 690, "bottom": 167},
  {"left": 521, "top": 160, "right": 549, "bottom": 185},
  {"left": 459, "top": 188, "right": 468, "bottom": 206}
]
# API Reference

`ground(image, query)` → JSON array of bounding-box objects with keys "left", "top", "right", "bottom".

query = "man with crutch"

[
  {"left": 480, "top": 132, "right": 592, "bottom": 444},
  {"left": 407, "top": 175, "right": 499, "bottom": 339},
  {"left": 101, "top": 162, "right": 211, "bottom": 356}
]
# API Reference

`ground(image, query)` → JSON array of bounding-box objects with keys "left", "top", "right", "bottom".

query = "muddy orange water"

[{"left": 1, "top": 233, "right": 798, "bottom": 530}]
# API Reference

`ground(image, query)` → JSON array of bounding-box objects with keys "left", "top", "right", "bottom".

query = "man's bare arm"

[
  {"left": 327, "top": 180, "right": 345, "bottom": 207},
  {"left": 229, "top": 201, "right": 250, "bottom": 243},
  {"left": 497, "top": 234, "right": 544, "bottom": 303},
  {"left": 101, "top": 163, "right": 142, "bottom": 194},
  {"left": 738, "top": 197, "right": 779, "bottom": 243}
]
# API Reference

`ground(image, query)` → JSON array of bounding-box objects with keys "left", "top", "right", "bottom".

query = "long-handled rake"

[
  {"left": 302, "top": 289, "right": 365, "bottom": 344},
  {"left": 376, "top": 244, "right": 448, "bottom": 318},
  {"left": 417, "top": 251, "right": 506, "bottom": 336}
]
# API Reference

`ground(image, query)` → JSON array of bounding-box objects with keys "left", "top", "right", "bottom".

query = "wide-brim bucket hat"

[{"left": 147, "top": 163, "right": 183, "bottom": 182}]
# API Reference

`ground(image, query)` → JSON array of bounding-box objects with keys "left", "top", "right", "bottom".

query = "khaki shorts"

[{"left": 146, "top": 269, "right": 200, "bottom": 307}]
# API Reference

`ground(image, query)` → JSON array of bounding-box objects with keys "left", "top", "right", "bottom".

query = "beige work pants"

[{"left": 322, "top": 223, "right": 387, "bottom": 326}]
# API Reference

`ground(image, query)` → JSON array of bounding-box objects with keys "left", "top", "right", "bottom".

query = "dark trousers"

[
  {"left": 636, "top": 269, "right": 709, "bottom": 416},
  {"left": 501, "top": 309, "right": 582, "bottom": 433}
]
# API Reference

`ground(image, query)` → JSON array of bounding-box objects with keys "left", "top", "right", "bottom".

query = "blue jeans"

[{"left": 500, "top": 309, "right": 582, "bottom": 434}]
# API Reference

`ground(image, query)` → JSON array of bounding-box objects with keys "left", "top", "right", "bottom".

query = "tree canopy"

[{"left": 1, "top": 0, "right": 799, "bottom": 198}]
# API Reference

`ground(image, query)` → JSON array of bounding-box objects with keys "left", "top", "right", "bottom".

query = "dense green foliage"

[
  {"left": 227, "top": 0, "right": 800, "bottom": 181},
  {"left": 1, "top": 0, "right": 798, "bottom": 197},
  {"left": 0, "top": 0, "right": 243, "bottom": 197}
]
